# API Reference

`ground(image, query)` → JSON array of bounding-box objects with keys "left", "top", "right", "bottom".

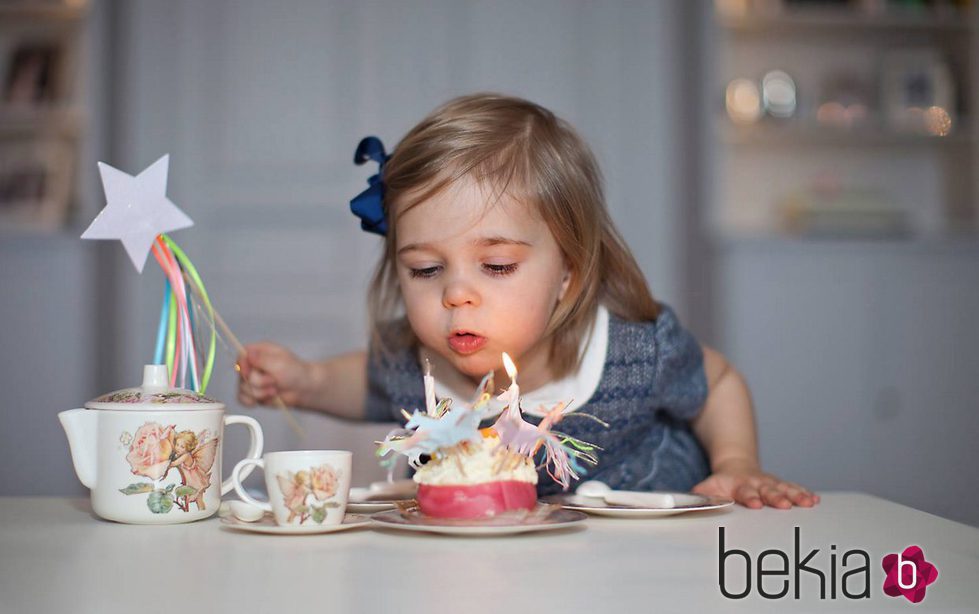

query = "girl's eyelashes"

[
  {"left": 483, "top": 262, "right": 518, "bottom": 276},
  {"left": 404, "top": 262, "right": 519, "bottom": 279},
  {"left": 409, "top": 265, "right": 442, "bottom": 279}
]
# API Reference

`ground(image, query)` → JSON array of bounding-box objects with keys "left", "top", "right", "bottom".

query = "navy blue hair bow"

[{"left": 350, "top": 136, "right": 390, "bottom": 236}]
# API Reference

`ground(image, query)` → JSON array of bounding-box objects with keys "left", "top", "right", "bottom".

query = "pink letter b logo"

[
  {"left": 882, "top": 545, "right": 938, "bottom": 603},
  {"left": 897, "top": 554, "right": 917, "bottom": 590}
]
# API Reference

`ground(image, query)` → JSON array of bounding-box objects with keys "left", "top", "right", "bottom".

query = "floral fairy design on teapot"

[
  {"left": 118, "top": 422, "right": 219, "bottom": 513},
  {"left": 277, "top": 465, "right": 342, "bottom": 524}
]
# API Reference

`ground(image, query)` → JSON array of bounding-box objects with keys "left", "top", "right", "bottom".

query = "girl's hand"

[
  {"left": 692, "top": 459, "right": 820, "bottom": 509},
  {"left": 237, "top": 342, "right": 312, "bottom": 408}
]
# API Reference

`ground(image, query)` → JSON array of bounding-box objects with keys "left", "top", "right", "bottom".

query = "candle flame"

[{"left": 502, "top": 352, "right": 517, "bottom": 379}]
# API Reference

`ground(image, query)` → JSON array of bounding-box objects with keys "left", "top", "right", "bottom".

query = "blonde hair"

[
  {"left": 368, "top": 93, "right": 660, "bottom": 377},
  {"left": 174, "top": 431, "right": 198, "bottom": 451}
]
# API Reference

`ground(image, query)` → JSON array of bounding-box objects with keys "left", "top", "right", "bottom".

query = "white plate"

[
  {"left": 348, "top": 479, "right": 417, "bottom": 513},
  {"left": 543, "top": 492, "right": 734, "bottom": 517},
  {"left": 220, "top": 513, "right": 371, "bottom": 535},
  {"left": 370, "top": 507, "right": 587, "bottom": 536},
  {"left": 347, "top": 501, "right": 401, "bottom": 514},
  {"left": 349, "top": 480, "right": 416, "bottom": 499}
]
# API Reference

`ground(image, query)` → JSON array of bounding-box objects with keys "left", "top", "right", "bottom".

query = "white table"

[{"left": 1, "top": 493, "right": 976, "bottom": 613}]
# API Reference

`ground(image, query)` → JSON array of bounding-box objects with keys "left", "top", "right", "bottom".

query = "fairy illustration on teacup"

[{"left": 277, "top": 464, "right": 342, "bottom": 524}]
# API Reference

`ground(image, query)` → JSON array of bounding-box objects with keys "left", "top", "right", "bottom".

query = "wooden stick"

[{"left": 181, "top": 271, "right": 305, "bottom": 439}]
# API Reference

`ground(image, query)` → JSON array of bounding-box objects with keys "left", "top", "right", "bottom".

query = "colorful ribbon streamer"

[{"left": 149, "top": 233, "right": 216, "bottom": 393}]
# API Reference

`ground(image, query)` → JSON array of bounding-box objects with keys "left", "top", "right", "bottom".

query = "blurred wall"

[{"left": 0, "top": 0, "right": 110, "bottom": 498}]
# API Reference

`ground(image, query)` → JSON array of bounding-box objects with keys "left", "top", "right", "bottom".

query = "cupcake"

[
  {"left": 413, "top": 431, "right": 538, "bottom": 518},
  {"left": 376, "top": 356, "right": 597, "bottom": 519}
]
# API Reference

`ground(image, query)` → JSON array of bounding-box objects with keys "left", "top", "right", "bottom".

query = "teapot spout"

[{"left": 58, "top": 409, "right": 97, "bottom": 489}]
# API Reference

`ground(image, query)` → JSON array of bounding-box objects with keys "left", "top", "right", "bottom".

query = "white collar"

[{"left": 429, "top": 304, "right": 609, "bottom": 418}]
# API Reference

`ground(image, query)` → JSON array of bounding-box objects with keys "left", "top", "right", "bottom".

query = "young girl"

[{"left": 239, "top": 93, "right": 819, "bottom": 509}]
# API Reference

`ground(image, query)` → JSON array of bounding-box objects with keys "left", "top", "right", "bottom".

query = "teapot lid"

[{"left": 85, "top": 365, "right": 223, "bottom": 411}]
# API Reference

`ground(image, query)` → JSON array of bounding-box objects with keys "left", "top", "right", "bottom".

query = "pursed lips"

[{"left": 447, "top": 329, "right": 487, "bottom": 354}]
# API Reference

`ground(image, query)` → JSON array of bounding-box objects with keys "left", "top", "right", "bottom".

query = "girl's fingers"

[
  {"left": 783, "top": 486, "right": 813, "bottom": 507},
  {"left": 236, "top": 357, "right": 251, "bottom": 379},
  {"left": 782, "top": 485, "right": 802, "bottom": 498},
  {"left": 735, "top": 483, "right": 764, "bottom": 509},
  {"left": 777, "top": 481, "right": 818, "bottom": 507},
  {"left": 794, "top": 483, "right": 818, "bottom": 503},
  {"left": 782, "top": 481, "right": 812, "bottom": 497},
  {"left": 798, "top": 488, "right": 818, "bottom": 507},
  {"left": 248, "top": 371, "right": 276, "bottom": 388},
  {"left": 691, "top": 479, "right": 714, "bottom": 496},
  {"left": 713, "top": 471, "right": 821, "bottom": 510},
  {"left": 770, "top": 481, "right": 819, "bottom": 508},
  {"left": 794, "top": 493, "right": 816, "bottom": 507},
  {"left": 760, "top": 484, "right": 791, "bottom": 509},
  {"left": 238, "top": 377, "right": 278, "bottom": 404},
  {"left": 253, "top": 386, "right": 277, "bottom": 402}
]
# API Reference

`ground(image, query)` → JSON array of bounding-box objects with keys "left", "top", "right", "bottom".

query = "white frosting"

[{"left": 413, "top": 437, "right": 538, "bottom": 486}]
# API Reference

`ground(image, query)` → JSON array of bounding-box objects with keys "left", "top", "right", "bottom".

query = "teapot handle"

[{"left": 221, "top": 415, "right": 264, "bottom": 496}]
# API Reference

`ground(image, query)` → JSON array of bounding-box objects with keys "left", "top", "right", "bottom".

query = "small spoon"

[
  {"left": 576, "top": 480, "right": 612, "bottom": 498},
  {"left": 229, "top": 500, "right": 265, "bottom": 522},
  {"left": 575, "top": 481, "right": 677, "bottom": 508}
]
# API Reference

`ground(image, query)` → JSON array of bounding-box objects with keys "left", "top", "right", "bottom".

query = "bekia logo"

[
  {"left": 719, "top": 527, "right": 939, "bottom": 603},
  {"left": 882, "top": 546, "right": 939, "bottom": 604}
]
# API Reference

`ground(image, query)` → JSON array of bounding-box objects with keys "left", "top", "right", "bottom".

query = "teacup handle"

[
  {"left": 221, "top": 415, "right": 264, "bottom": 496},
  {"left": 231, "top": 458, "right": 272, "bottom": 512}
]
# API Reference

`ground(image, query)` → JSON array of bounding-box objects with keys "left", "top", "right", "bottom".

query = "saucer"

[
  {"left": 542, "top": 492, "right": 734, "bottom": 518},
  {"left": 370, "top": 506, "right": 587, "bottom": 536},
  {"left": 220, "top": 512, "right": 371, "bottom": 534}
]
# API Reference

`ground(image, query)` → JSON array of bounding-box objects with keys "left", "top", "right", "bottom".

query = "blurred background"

[{"left": 1, "top": 0, "right": 976, "bottom": 526}]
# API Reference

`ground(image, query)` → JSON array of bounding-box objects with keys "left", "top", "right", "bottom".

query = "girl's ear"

[{"left": 558, "top": 266, "right": 572, "bottom": 302}]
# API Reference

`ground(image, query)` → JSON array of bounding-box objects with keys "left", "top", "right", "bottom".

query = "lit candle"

[
  {"left": 501, "top": 352, "right": 519, "bottom": 412},
  {"left": 424, "top": 358, "right": 437, "bottom": 416}
]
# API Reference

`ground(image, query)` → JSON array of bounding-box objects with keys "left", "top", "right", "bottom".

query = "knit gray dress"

[{"left": 364, "top": 305, "right": 710, "bottom": 496}]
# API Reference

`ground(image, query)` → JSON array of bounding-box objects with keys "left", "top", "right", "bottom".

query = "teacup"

[{"left": 232, "top": 450, "right": 352, "bottom": 528}]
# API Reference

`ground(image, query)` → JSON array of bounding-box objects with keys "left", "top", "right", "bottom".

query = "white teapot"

[{"left": 59, "top": 365, "right": 263, "bottom": 524}]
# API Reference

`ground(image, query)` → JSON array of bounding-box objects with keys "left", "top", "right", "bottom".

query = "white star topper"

[{"left": 81, "top": 154, "right": 193, "bottom": 272}]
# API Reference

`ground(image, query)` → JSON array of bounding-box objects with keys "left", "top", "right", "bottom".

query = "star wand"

[{"left": 81, "top": 154, "right": 304, "bottom": 438}]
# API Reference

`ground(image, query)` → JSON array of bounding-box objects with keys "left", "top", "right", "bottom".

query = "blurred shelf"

[
  {"left": 0, "top": 106, "right": 82, "bottom": 137},
  {"left": 710, "top": 3, "right": 979, "bottom": 265},
  {"left": 711, "top": 231, "right": 979, "bottom": 252},
  {"left": 718, "top": 8, "right": 974, "bottom": 35},
  {"left": 720, "top": 120, "right": 974, "bottom": 149},
  {"left": 0, "top": 3, "right": 87, "bottom": 236},
  {"left": 0, "top": 1, "right": 87, "bottom": 23}
]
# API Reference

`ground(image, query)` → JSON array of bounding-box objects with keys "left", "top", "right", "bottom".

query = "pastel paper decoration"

[
  {"left": 377, "top": 353, "right": 601, "bottom": 489},
  {"left": 377, "top": 399, "right": 488, "bottom": 469}
]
